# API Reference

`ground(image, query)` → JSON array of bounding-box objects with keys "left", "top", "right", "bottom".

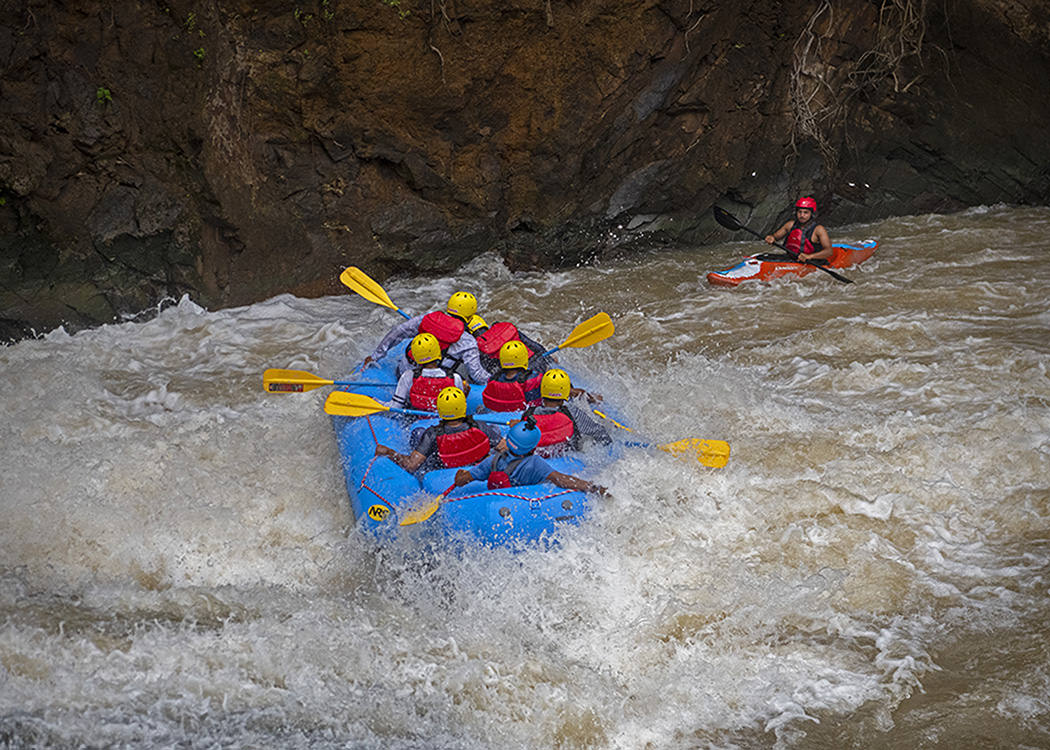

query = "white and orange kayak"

[{"left": 706, "top": 240, "right": 879, "bottom": 287}]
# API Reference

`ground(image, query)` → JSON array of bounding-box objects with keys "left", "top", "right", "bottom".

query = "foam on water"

[{"left": 2, "top": 206, "right": 1050, "bottom": 747}]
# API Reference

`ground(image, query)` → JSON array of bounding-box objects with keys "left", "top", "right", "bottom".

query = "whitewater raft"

[
  {"left": 329, "top": 356, "right": 602, "bottom": 546},
  {"left": 706, "top": 240, "right": 879, "bottom": 287}
]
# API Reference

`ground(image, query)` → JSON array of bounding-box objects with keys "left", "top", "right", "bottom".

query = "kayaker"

[
  {"left": 479, "top": 340, "right": 547, "bottom": 412},
  {"left": 374, "top": 386, "right": 501, "bottom": 473},
  {"left": 764, "top": 197, "right": 833, "bottom": 263},
  {"left": 451, "top": 419, "right": 608, "bottom": 496},
  {"left": 389, "top": 333, "right": 468, "bottom": 411},
  {"left": 518, "top": 369, "right": 612, "bottom": 454},
  {"left": 361, "top": 291, "right": 491, "bottom": 384},
  {"left": 469, "top": 316, "right": 550, "bottom": 375}
]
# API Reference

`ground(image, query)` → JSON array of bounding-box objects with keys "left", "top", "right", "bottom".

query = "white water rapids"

[{"left": 2, "top": 205, "right": 1049, "bottom": 748}]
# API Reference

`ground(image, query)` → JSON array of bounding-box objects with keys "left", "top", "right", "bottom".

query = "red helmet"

[{"left": 795, "top": 196, "right": 817, "bottom": 211}]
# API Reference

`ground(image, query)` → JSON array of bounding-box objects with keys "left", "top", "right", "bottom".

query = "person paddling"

[
  {"left": 375, "top": 386, "right": 501, "bottom": 474},
  {"left": 479, "top": 340, "right": 548, "bottom": 412},
  {"left": 362, "top": 291, "right": 491, "bottom": 384},
  {"left": 469, "top": 316, "right": 550, "bottom": 376},
  {"left": 518, "top": 369, "right": 611, "bottom": 455},
  {"left": 764, "top": 197, "right": 833, "bottom": 263},
  {"left": 389, "top": 333, "right": 468, "bottom": 411},
  {"left": 451, "top": 419, "right": 608, "bottom": 495}
]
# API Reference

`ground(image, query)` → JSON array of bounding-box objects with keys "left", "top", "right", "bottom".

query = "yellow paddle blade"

[
  {"left": 399, "top": 484, "right": 457, "bottom": 526},
  {"left": 323, "top": 391, "right": 391, "bottom": 417},
  {"left": 399, "top": 495, "right": 442, "bottom": 526},
  {"left": 559, "top": 312, "right": 614, "bottom": 350},
  {"left": 339, "top": 266, "right": 401, "bottom": 313},
  {"left": 659, "top": 438, "right": 731, "bottom": 469},
  {"left": 263, "top": 368, "right": 334, "bottom": 393},
  {"left": 591, "top": 409, "right": 730, "bottom": 468}
]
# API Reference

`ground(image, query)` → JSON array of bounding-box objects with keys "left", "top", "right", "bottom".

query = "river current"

[{"left": 2, "top": 205, "right": 1048, "bottom": 748}]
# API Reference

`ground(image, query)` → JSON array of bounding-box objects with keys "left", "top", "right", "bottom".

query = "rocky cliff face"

[{"left": 2, "top": 0, "right": 1049, "bottom": 339}]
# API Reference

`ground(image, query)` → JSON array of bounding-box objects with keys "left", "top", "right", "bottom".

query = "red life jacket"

[
  {"left": 487, "top": 470, "right": 512, "bottom": 489},
  {"left": 419, "top": 311, "right": 465, "bottom": 348},
  {"left": 482, "top": 369, "right": 545, "bottom": 411},
  {"left": 522, "top": 372, "right": 543, "bottom": 404},
  {"left": 482, "top": 379, "right": 526, "bottom": 412},
  {"left": 486, "top": 455, "right": 527, "bottom": 489},
  {"left": 435, "top": 421, "right": 491, "bottom": 468},
  {"left": 785, "top": 220, "right": 817, "bottom": 256},
  {"left": 524, "top": 405, "right": 576, "bottom": 447},
  {"left": 475, "top": 322, "right": 534, "bottom": 359},
  {"left": 408, "top": 367, "right": 455, "bottom": 410}
]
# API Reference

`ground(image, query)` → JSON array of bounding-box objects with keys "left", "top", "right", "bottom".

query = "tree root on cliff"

[
  {"left": 849, "top": 0, "right": 928, "bottom": 94},
  {"left": 790, "top": 0, "right": 928, "bottom": 168},
  {"left": 431, "top": 0, "right": 460, "bottom": 33},
  {"left": 790, "top": 0, "right": 839, "bottom": 166},
  {"left": 427, "top": 0, "right": 460, "bottom": 85},
  {"left": 429, "top": 43, "right": 446, "bottom": 84},
  {"left": 683, "top": 4, "right": 709, "bottom": 53}
]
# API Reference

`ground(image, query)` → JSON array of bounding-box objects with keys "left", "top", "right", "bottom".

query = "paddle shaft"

[
  {"left": 624, "top": 440, "right": 659, "bottom": 450},
  {"left": 266, "top": 380, "right": 392, "bottom": 393},
  {"left": 385, "top": 403, "right": 512, "bottom": 425},
  {"left": 325, "top": 389, "right": 514, "bottom": 423},
  {"left": 593, "top": 409, "right": 632, "bottom": 432},
  {"left": 593, "top": 410, "right": 729, "bottom": 467},
  {"left": 332, "top": 380, "right": 394, "bottom": 387},
  {"left": 738, "top": 224, "right": 852, "bottom": 284}
]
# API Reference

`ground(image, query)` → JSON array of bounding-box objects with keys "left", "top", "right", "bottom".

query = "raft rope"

[
  {"left": 358, "top": 456, "right": 395, "bottom": 508},
  {"left": 358, "top": 415, "right": 582, "bottom": 513},
  {"left": 443, "top": 489, "right": 575, "bottom": 504},
  {"left": 357, "top": 455, "right": 574, "bottom": 510}
]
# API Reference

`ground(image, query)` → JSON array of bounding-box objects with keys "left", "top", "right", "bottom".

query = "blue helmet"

[{"left": 507, "top": 420, "right": 541, "bottom": 456}]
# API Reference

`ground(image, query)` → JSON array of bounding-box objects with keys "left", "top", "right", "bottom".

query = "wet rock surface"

[{"left": 2, "top": 0, "right": 1049, "bottom": 339}]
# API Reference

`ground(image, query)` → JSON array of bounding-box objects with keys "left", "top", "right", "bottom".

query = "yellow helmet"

[
  {"left": 467, "top": 314, "right": 489, "bottom": 334},
  {"left": 499, "top": 340, "right": 529, "bottom": 370},
  {"left": 446, "top": 291, "right": 477, "bottom": 321},
  {"left": 435, "top": 386, "right": 467, "bottom": 420},
  {"left": 410, "top": 333, "right": 441, "bottom": 365},
  {"left": 540, "top": 369, "right": 571, "bottom": 400}
]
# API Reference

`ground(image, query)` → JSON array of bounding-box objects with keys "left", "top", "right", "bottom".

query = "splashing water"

[{"left": 2, "top": 205, "right": 1049, "bottom": 748}]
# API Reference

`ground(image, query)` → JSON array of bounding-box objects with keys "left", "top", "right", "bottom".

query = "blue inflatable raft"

[{"left": 329, "top": 356, "right": 602, "bottom": 546}]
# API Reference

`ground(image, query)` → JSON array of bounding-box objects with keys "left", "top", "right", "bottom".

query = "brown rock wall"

[{"left": 1, "top": 0, "right": 1049, "bottom": 339}]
